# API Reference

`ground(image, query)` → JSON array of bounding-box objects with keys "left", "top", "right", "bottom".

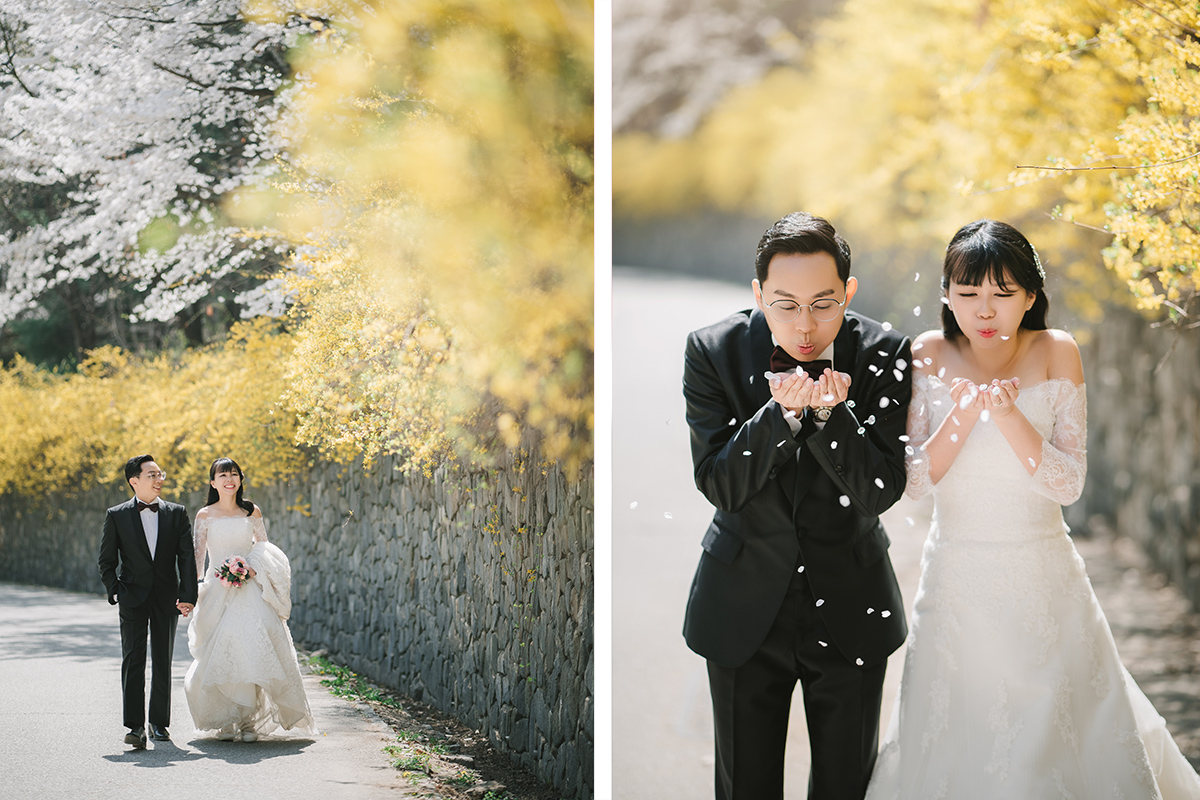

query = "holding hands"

[{"left": 766, "top": 368, "right": 852, "bottom": 417}]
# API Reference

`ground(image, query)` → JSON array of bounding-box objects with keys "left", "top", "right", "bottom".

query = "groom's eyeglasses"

[
  {"left": 766, "top": 296, "right": 846, "bottom": 323},
  {"left": 141, "top": 471, "right": 167, "bottom": 480}
]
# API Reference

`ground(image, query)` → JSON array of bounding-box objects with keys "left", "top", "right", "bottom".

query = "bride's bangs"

[
  {"left": 210, "top": 457, "right": 242, "bottom": 479},
  {"left": 946, "top": 249, "right": 1018, "bottom": 292}
]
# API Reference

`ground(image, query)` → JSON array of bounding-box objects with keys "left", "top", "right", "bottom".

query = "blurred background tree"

[
  {"left": 613, "top": 0, "right": 1199, "bottom": 332},
  {"left": 240, "top": 0, "right": 594, "bottom": 473},
  {"left": 0, "top": 1, "right": 311, "bottom": 366}
]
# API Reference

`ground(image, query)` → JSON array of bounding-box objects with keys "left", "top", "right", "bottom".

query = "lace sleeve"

[
  {"left": 193, "top": 516, "right": 209, "bottom": 580},
  {"left": 251, "top": 515, "right": 269, "bottom": 543},
  {"left": 1031, "top": 381, "right": 1087, "bottom": 506},
  {"left": 905, "top": 375, "right": 935, "bottom": 499}
]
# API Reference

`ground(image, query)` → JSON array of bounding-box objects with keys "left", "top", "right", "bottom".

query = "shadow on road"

[{"left": 101, "top": 737, "right": 318, "bottom": 768}]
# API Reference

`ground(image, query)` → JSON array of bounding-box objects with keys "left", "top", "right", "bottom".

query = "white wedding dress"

[
  {"left": 866, "top": 375, "right": 1200, "bottom": 799},
  {"left": 184, "top": 514, "right": 315, "bottom": 737}
]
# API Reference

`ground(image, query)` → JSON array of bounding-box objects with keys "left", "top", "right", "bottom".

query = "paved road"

[
  {"left": 612, "top": 268, "right": 1200, "bottom": 798},
  {"left": 0, "top": 581, "right": 412, "bottom": 799}
]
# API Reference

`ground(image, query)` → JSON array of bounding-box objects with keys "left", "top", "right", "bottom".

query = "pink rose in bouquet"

[{"left": 216, "top": 555, "right": 251, "bottom": 587}]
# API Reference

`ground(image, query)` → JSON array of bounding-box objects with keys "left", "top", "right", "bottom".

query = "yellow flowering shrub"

[
  {"left": 282, "top": 248, "right": 457, "bottom": 471},
  {"left": 0, "top": 320, "right": 306, "bottom": 501},
  {"left": 240, "top": 0, "right": 594, "bottom": 474},
  {"left": 614, "top": 0, "right": 1197, "bottom": 322}
]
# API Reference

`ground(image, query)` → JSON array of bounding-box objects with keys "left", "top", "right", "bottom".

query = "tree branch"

[
  {"left": 151, "top": 61, "right": 275, "bottom": 98},
  {"left": 1015, "top": 151, "right": 1200, "bottom": 171},
  {"left": 151, "top": 60, "right": 213, "bottom": 89},
  {"left": 1124, "top": 0, "right": 1200, "bottom": 39},
  {"left": 0, "top": 22, "right": 38, "bottom": 97}
]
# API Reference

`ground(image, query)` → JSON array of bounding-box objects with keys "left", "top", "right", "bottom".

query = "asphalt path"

[
  {"left": 612, "top": 268, "right": 932, "bottom": 799},
  {"left": 0, "top": 581, "right": 413, "bottom": 799}
]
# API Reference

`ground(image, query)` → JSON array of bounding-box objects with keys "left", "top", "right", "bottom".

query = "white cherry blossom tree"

[{"left": 0, "top": 0, "right": 313, "bottom": 354}]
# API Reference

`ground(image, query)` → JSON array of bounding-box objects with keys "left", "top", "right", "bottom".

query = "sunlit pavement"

[
  {"left": 0, "top": 582, "right": 414, "bottom": 800},
  {"left": 611, "top": 267, "right": 1200, "bottom": 799}
]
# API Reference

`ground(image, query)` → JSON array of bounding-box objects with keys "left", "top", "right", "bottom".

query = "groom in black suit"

[
  {"left": 683, "top": 212, "right": 911, "bottom": 799},
  {"left": 98, "top": 454, "right": 197, "bottom": 749}
]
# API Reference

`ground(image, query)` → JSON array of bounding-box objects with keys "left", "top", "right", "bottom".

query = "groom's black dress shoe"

[
  {"left": 125, "top": 727, "right": 147, "bottom": 749},
  {"left": 149, "top": 724, "right": 170, "bottom": 741}
]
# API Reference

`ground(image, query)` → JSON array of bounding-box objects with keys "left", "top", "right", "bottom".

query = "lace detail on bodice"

[
  {"left": 194, "top": 513, "right": 268, "bottom": 579},
  {"left": 866, "top": 375, "right": 1200, "bottom": 800},
  {"left": 905, "top": 375, "right": 1087, "bottom": 518}
]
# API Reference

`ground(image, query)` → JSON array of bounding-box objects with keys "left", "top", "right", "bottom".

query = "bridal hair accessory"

[
  {"left": 216, "top": 555, "right": 251, "bottom": 587},
  {"left": 1030, "top": 243, "right": 1046, "bottom": 281}
]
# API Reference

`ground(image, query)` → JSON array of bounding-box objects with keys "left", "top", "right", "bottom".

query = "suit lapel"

[
  {"left": 750, "top": 309, "right": 774, "bottom": 409},
  {"left": 832, "top": 313, "right": 857, "bottom": 379},
  {"left": 747, "top": 310, "right": 800, "bottom": 507},
  {"left": 151, "top": 505, "right": 168, "bottom": 564}
]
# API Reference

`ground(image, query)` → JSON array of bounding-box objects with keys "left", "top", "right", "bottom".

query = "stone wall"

[
  {"left": 0, "top": 451, "right": 594, "bottom": 799},
  {"left": 1079, "top": 307, "right": 1200, "bottom": 608}
]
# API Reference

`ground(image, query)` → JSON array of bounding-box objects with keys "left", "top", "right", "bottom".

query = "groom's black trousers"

[
  {"left": 118, "top": 594, "right": 179, "bottom": 729},
  {"left": 707, "top": 563, "right": 886, "bottom": 800}
]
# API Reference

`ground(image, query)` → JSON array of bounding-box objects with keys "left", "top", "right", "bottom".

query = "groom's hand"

[
  {"left": 812, "top": 369, "right": 851, "bottom": 409},
  {"left": 767, "top": 371, "right": 819, "bottom": 416},
  {"left": 177, "top": 602, "right": 194, "bottom": 617}
]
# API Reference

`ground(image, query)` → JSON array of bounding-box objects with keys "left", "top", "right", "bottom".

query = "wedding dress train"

[
  {"left": 184, "top": 514, "right": 315, "bottom": 737},
  {"left": 865, "top": 375, "right": 1200, "bottom": 799}
]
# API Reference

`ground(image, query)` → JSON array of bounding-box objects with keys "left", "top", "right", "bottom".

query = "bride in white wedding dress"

[
  {"left": 184, "top": 457, "right": 315, "bottom": 742},
  {"left": 865, "top": 220, "right": 1200, "bottom": 799}
]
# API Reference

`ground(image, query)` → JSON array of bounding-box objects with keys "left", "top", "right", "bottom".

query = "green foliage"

[
  {"left": 308, "top": 654, "right": 403, "bottom": 707},
  {"left": 446, "top": 769, "right": 482, "bottom": 787}
]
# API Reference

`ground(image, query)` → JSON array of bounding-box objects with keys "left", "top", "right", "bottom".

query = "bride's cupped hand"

[
  {"left": 815, "top": 369, "right": 851, "bottom": 408},
  {"left": 950, "top": 378, "right": 987, "bottom": 419},
  {"left": 983, "top": 377, "right": 1021, "bottom": 418}
]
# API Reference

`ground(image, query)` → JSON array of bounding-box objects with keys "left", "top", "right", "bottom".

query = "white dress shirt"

[{"left": 138, "top": 500, "right": 159, "bottom": 560}]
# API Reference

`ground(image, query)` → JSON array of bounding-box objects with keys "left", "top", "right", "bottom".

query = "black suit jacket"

[
  {"left": 682, "top": 308, "right": 911, "bottom": 669},
  {"left": 98, "top": 498, "right": 198, "bottom": 609}
]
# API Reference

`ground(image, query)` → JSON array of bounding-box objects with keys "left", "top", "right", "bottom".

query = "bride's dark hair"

[
  {"left": 205, "top": 457, "right": 255, "bottom": 516},
  {"left": 941, "top": 219, "right": 1050, "bottom": 339}
]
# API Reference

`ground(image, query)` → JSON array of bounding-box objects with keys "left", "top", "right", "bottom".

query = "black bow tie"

[
  {"left": 770, "top": 346, "right": 831, "bottom": 381},
  {"left": 136, "top": 501, "right": 160, "bottom": 513}
]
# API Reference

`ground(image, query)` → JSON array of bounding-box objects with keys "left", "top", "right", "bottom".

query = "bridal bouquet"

[{"left": 216, "top": 555, "right": 251, "bottom": 587}]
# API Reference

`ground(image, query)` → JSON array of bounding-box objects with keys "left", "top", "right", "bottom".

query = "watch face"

[{"left": 815, "top": 407, "right": 833, "bottom": 422}]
